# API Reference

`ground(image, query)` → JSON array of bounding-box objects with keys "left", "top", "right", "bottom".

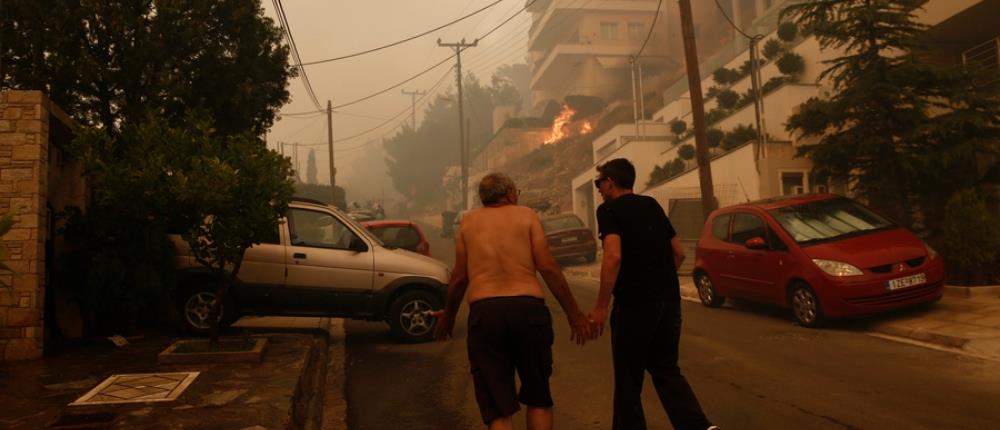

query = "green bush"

[
  {"left": 739, "top": 59, "right": 766, "bottom": 77},
  {"left": 713, "top": 68, "right": 732, "bottom": 86},
  {"left": 937, "top": 189, "right": 1000, "bottom": 285},
  {"left": 668, "top": 158, "right": 686, "bottom": 177},
  {"left": 716, "top": 89, "right": 740, "bottom": 110},
  {"left": 706, "top": 108, "right": 728, "bottom": 125},
  {"left": 778, "top": 22, "right": 798, "bottom": 42},
  {"left": 706, "top": 86, "right": 722, "bottom": 100},
  {"left": 670, "top": 119, "right": 687, "bottom": 135},
  {"left": 722, "top": 124, "right": 757, "bottom": 150},
  {"left": 706, "top": 128, "right": 724, "bottom": 148},
  {"left": 761, "top": 76, "right": 787, "bottom": 94},
  {"left": 763, "top": 39, "right": 784, "bottom": 61},
  {"left": 678, "top": 144, "right": 696, "bottom": 160},
  {"left": 777, "top": 52, "right": 805, "bottom": 76}
]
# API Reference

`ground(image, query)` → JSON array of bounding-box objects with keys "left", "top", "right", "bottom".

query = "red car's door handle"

[{"left": 293, "top": 252, "right": 307, "bottom": 259}]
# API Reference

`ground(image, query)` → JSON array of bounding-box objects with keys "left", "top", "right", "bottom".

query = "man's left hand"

[{"left": 587, "top": 306, "right": 609, "bottom": 337}]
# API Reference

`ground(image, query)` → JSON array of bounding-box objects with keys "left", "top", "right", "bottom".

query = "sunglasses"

[{"left": 594, "top": 176, "right": 608, "bottom": 189}]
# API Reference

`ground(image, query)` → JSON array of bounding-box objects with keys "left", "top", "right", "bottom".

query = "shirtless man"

[{"left": 433, "top": 172, "right": 593, "bottom": 430}]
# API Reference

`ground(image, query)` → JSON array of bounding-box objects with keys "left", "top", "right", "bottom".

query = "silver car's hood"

[{"left": 373, "top": 246, "right": 449, "bottom": 283}]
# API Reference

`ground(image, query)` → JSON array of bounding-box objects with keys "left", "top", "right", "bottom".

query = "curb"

[
  {"left": 321, "top": 319, "right": 349, "bottom": 430},
  {"left": 292, "top": 320, "right": 332, "bottom": 430},
  {"left": 944, "top": 285, "right": 1000, "bottom": 299},
  {"left": 867, "top": 323, "right": 970, "bottom": 349}
]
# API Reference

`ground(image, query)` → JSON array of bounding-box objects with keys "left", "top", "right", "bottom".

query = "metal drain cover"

[{"left": 69, "top": 372, "right": 199, "bottom": 406}]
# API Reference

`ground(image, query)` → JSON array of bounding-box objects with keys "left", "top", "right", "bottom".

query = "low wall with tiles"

[{"left": 0, "top": 90, "right": 80, "bottom": 361}]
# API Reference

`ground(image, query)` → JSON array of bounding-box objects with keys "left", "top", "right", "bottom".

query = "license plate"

[
  {"left": 560, "top": 236, "right": 578, "bottom": 244},
  {"left": 886, "top": 273, "right": 926, "bottom": 290}
]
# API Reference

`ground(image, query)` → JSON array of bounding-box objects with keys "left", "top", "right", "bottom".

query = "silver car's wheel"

[
  {"left": 399, "top": 299, "right": 433, "bottom": 337},
  {"left": 389, "top": 290, "right": 441, "bottom": 343},
  {"left": 180, "top": 286, "right": 234, "bottom": 334},
  {"left": 695, "top": 272, "right": 725, "bottom": 307},
  {"left": 791, "top": 284, "right": 824, "bottom": 328}
]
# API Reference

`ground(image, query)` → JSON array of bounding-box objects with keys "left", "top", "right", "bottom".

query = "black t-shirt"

[{"left": 596, "top": 193, "right": 679, "bottom": 302}]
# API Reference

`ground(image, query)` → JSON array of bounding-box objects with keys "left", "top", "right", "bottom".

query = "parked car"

[
  {"left": 362, "top": 220, "right": 431, "bottom": 257},
  {"left": 540, "top": 213, "right": 597, "bottom": 263},
  {"left": 693, "top": 194, "right": 944, "bottom": 327},
  {"left": 171, "top": 197, "right": 449, "bottom": 342}
]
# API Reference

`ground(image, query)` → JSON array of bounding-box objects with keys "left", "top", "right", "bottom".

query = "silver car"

[{"left": 172, "top": 197, "right": 449, "bottom": 342}]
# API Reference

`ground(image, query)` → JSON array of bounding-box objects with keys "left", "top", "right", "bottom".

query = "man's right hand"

[
  {"left": 568, "top": 311, "right": 594, "bottom": 346},
  {"left": 431, "top": 310, "right": 454, "bottom": 341}
]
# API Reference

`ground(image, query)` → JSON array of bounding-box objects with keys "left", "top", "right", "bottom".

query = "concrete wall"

[{"left": 0, "top": 90, "right": 81, "bottom": 361}]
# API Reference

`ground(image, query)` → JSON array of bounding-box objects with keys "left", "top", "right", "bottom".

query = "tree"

[
  {"left": 306, "top": 149, "right": 318, "bottom": 184},
  {"left": 777, "top": 21, "right": 798, "bottom": 42},
  {"left": 706, "top": 128, "right": 725, "bottom": 148},
  {"left": 782, "top": 0, "right": 1000, "bottom": 229},
  {"left": 716, "top": 89, "right": 740, "bottom": 110},
  {"left": 670, "top": 119, "right": 687, "bottom": 135},
  {"left": 2, "top": 1, "right": 293, "bottom": 137},
  {"left": 776, "top": 52, "right": 805, "bottom": 77},
  {"left": 494, "top": 63, "right": 531, "bottom": 113}
]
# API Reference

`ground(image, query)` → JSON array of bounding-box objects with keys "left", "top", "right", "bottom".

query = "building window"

[
  {"left": 600, "top": 22, "right": 619, "bottom": 40},
  {"left": 781, "top": 171, "right": 807, "bottom": 195},
  {"left": 627, "top": 22, "right": 645, "bottom": 40}
]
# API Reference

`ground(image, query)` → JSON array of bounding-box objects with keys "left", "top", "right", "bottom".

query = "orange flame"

[
  {"left": 581, "top": 121, "right": 593, "bottom": 134},
  {"left": 544, "top": 105, "right": 576, "bottom": 144}
]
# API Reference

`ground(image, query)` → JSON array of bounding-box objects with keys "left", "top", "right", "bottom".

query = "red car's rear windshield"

[{"left": 767, "top": 197, "right": 895, "bottom": 246}]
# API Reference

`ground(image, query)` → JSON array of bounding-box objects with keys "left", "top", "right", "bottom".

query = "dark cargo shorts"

[{"left": 467, "top": 296, "right": 555, "bottom": 425}]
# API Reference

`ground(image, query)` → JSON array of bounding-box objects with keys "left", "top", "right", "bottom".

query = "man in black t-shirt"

[{"left": 589, "top": 158, "right": 718, "bottom": 430}]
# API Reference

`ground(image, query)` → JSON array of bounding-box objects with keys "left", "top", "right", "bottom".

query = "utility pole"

[
  {"left": 438, "top": 38, "right": 478, "bottom": 210},
  {"left": 678, "top": 0, "right": 717, "bottom": 220},
  {"left": 401, "top": 89, "right": 426, "bottom": 129},
  {"left": 327, "top": 100, "right": 337, "bottom": 204}
]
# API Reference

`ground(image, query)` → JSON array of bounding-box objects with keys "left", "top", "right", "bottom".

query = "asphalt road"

[{"left": 345, "top": 222, "right": 1000, "bottom": 429}]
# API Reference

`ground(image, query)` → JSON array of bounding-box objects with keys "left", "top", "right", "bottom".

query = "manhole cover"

[
  {"left": 69, "top": 372, "right": 199, "bottom": 406},
  {"left": 49, "top": 412, "right": 117, "bottom": 429}
]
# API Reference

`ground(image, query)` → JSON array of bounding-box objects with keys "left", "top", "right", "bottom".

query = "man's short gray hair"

[{"left": 478, "top": 172, "right": 517, "bottom": 205}]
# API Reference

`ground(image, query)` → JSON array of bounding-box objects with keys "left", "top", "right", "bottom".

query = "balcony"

[
  {"left": 528, "top": 0, "right": 662, "bottom": 52},
  {"left": 963, "top": 37, "right": 999, "bottom": 72}
]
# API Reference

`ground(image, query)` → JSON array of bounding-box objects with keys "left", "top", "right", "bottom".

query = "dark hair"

[{"left": 596, "top": 158, "right": 635, "bottom": 189}]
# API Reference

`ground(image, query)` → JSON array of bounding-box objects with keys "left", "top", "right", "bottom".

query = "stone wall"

[{"left": 0, "top": 91, "right": 77, "bottom": 361}]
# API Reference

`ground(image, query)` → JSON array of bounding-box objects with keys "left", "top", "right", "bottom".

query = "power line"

[
  {"left": 296, "top": 0, "right": 507, "bottom": 66},
  {"left": 332, "top": 54, "right": 456, "bottom": 110},
  {"left": 714, "top": 0, "right": 755, "bottom": 40},
  {"left": 635, "top": 0, "right": 664, "bottom": 59},
  {"left": 273, "top": 0, "right": 323, "bottom": 110}
]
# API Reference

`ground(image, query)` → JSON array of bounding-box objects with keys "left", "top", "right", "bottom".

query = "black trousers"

[{"left": 610, "top": 300, "right": 711, "bottom": 430}]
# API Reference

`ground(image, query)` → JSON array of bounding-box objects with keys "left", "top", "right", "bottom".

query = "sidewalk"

[
  {"left": 0, "top": 317, "right": 347, "bottom": 429},
  {"left": 562, "top": 262, "right": 1000, "bottom": 361}
]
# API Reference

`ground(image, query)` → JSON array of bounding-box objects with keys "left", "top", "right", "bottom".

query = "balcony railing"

[{"left": 962, "top": 37, "right": 1000, "bottom": 72}]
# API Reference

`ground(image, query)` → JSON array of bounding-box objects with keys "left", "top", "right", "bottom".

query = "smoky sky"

[{"left": 263, "top": 0, "right": 532, "bottom": 197}]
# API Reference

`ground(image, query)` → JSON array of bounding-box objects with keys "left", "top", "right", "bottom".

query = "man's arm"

[
  {"left": 433, "top": 231, "right": 469, "bottom": 341},
  {"left": 589, "top": 233, "right": 621, "bottom": 335},
  {"left": 671, "top": 236, "right": 685, "bottom": 270},
  {"left": 529, "top": 215, "right": 593, "bottom": 345}
]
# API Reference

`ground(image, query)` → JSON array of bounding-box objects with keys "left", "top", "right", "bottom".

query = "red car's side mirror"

[{"left": 745, "top": 237, "right": 767, "bottom": 250}]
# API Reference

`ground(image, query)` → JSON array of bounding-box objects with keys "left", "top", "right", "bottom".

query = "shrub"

[
  {"left": 761, "top": 76, "right": 787, "bottom": 94},
  {"left": 937, "top": 189, "right": 1000, "bottom": 285},
  {"left": 705, "top": 108, "right": 728, "bottom": 125},
  {"left": 713, "top": 68, "right": 732, "bottom": 85},
  {"left": 670, "top": 119, "right": 687, "bottom": 135},
  {"left": 739, "top": 59, "right": 766, "bottom": 77},
  {"left": 668, "top": 158, "right": 686, "bottom": 177},
  {"left": 678, "top": 144, "right": 696, "bottom": 160},
  {"left": 647, "top": 165, "right": 668, "bottom": 187},
  {"left": 763, "top": 39, "right": 784, "bottom": 61},
  {"left": 777, "top": 52, "right": 805, "bottom": 76},
  {"left": 716, "top": 89, "right": 740, "bottom": 110},
  {"left": 778, "top": 22, "right": 798, "bottom": 42},
  {"left": 722, "top": 124, "right": 757, "bottom": 150},
  {"left": 706, "top": 128, "right": 724, "bottom": 148},
  {"left": 706, "top": 86, "right": 722, "bottom": 100}
]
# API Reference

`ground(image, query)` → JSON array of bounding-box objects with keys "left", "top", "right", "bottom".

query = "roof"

[
  {"left": 735, "top": 193, "right": 842, "bottom": 211},
  {"left": 361, "top": 220, "right": 418, "bottom": 228}
]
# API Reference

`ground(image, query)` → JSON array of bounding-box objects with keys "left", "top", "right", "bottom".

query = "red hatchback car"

[
  {"left": 361, "top": 220, "right": 431, "bottom": 257},
  {"left": 693, "top": 194, "right": 945, "bottom": 327}
]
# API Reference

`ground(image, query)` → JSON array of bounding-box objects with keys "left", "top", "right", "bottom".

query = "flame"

[
  {"left": 581, "top": 121, "right": 593, "bottom": 134},
  {"left": 544, "top": 105, "right": 576, "bottom": 144}
]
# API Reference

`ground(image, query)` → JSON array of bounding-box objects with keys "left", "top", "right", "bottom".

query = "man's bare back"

[{"left": 458, "top": 205, "right": 545, "bottom": 303}]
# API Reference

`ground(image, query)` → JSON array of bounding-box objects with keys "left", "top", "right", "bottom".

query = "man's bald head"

[{"left": 479, "top": 173, "right": 517, "bottom": 206}]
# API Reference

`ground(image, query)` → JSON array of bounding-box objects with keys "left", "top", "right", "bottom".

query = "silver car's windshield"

[{"left": 331, "top": 207, "right": 384, "bottom": 246}]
